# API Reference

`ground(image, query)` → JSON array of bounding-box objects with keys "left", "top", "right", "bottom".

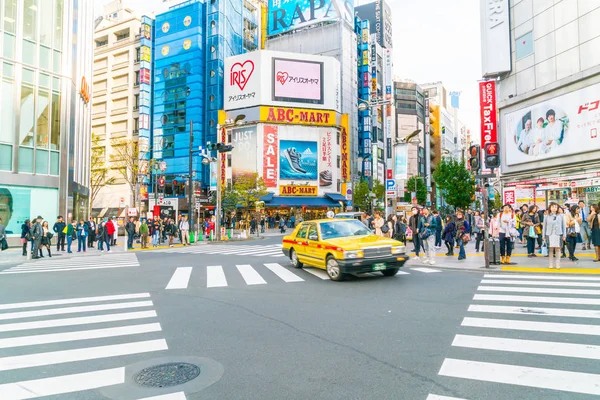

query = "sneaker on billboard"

[
  {"left": 283, "top": 148, "right": 307, "bottom": 174},
  {"left": 319, "top": 170, "right": 332, "bottom": 186}
]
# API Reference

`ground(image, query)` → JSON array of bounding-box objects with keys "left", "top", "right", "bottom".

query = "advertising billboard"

[
  {"left": 394, "top": 144, "right": 408, "bottom": 180},
  {"left": 272, "top": 58, "right": 324, "bottom": 105},
  {"left": 355, "top": 0, "right": 392, "bottom": 49},
  {"left": 224, "top": 50, "right": 340, "bottom": 111},
  {"left": 479, "top": 80, "right": 497, "bottom": 146},
  {"left": 480, "top": 0, "right": 511, "bottom": 77},
  {"left": 230, "top": 126, "right": 258, "bottom": 183},
  {"left": 319, "top": 129, "right": 334, "bottom": 187},
  {"left": 267, "top": 0, "right": 354, "bottom": 37},
  {"left": 0, "top": 186, "right": 58, "bottom": 237},
  {"left": 263, "top": 125, "right": 279, "bottom": 188},
  {"left": 504, "top": 82, "right": 600, "bottom": 166},
  {"left": 340, "top": 114, "right": 350, "bottom": 181},
  {"left": 279, "top": 140, "right": 318, "bottom": 181}
]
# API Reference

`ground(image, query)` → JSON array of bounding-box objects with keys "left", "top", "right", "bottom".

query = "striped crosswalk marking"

[
  {"left": 236, "top": 264, "right": 267, "bottom": 285},
  {"left": 264, "top": 263, "right": 304, "bottom": 282},
  {"left": 0, "top": 254, "right": 140, "bottom": 274},
  {"left": 410, "top": 267, "right": 441, "bottom": 273},
  {"left": 206, "top": 266, "right": 228, "bottom": 288},
  {"left": 435, "top": 272, "right": 600, "bottom": 397},
  {"left": 426, "top": 395, "right": 469, "bottom": 400},
  {"left": 302, "top": 268, "right": 330, "bottom": 280},
  {"left": 160, "top": 244, "right": 286, "bottom": 258},
  {"left": 138, "top": 392, "right": 187, "bottom": 400},
  {"left": 0, "top": 292, "right": 168, "bottom": 399},
  {"left": 165, "top": 267, "right": 193, "bottom": 290}
]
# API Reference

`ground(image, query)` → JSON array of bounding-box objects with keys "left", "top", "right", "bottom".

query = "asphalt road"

[{"left": 0, "top": 237, "right": 599, "bottom": 399}]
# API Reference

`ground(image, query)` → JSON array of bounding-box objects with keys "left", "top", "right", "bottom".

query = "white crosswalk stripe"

[
  {"left": 0, "top": 292, "right": 167, "bottom": 399},
  {"left": 157, "top": 244, "right": 287, "bottom": 258},
  {"left": 0, "top": 254, "right": 140, "bottom": 275},
  {"left": 432, "top": 273, "right": 600, "bottom": 398}
]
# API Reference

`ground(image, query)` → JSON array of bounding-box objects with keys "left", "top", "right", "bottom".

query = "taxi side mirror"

[{"left": 308, "top": 234, "right": 318, "bottom": 241}]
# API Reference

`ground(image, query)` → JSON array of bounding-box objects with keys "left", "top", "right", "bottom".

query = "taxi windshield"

[{"left": 319, "top": 220, "right": 371, "bottom": 240}]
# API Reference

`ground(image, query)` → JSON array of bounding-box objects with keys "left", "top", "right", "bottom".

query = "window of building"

[
  {"left": 134, "top": 71, "right": 140, "bottom": 86},
  {"left": 135, "top": 47, "right": 140, "bottom": 62},
  {"left": 95, "top": 37, "right": 108, "bottom": 48},
  {"left": 336, "top": 131, "right": 340, "bottom": 145},
  {"left": 134, "top": 94, "right": 139, "bottom": 109},
  {"left": 39, "top": 0, "right": 52, "bottom": 46},
  {"left": 54, "top": 0, "right": 63, "bottom": 50},
  {"left": 3, "top": 0, "right": 17, "bottom": 33},
  {"left": 0, "top": 64, "right": 15, "bottom": 145},
  {"left": 18, "top": 147, "right": 33, "bottom": 173},
  {"left": 133, "top": 118, "right": 139, "bottom": 132},
  {"left": 337, "top": 155, "right": 340, "bottom": 168},
  {"left": 115, "top": 29, "right": 130, "bottom": 42},
  {"left": 50, "top": 90, "right": 61, "bottom": 150},
  {"left": 515, "top": 31, "right": 534, "bottom": 60},
  {"left": 36, "top": 89, "right": 50, "bottom": 149},
  {"left": 209, "top": 94, "right": 215, "bottom": 102},
  {"left": 227, "top": 154, "right": 232, "bottom": 167},
  {"left": 23, "top": 0, "right": 38, "bottom": 41},
  {"left": 0, "top": 144, "right": 11, "bottom": 171},
  {"left": 20, "top": 82, "right": 35, "bottom": 147}
]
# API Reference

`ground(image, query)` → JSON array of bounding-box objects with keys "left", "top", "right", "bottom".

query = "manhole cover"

[{"left": 133, "top": 362, "right": 201, "bottom": 388}]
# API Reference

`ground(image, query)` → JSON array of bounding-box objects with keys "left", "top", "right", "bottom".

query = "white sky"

[{"left": 96, "top": 0, "right": 482, "bottom": 137}]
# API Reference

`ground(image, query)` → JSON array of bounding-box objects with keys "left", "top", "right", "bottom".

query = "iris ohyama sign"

[{"left": 480, "top": 0, "right": 511, "bottom": 77}]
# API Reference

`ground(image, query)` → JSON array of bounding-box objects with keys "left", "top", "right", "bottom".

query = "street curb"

[{"left": 411, "top": 262, "right": 600, "bottom": 275}]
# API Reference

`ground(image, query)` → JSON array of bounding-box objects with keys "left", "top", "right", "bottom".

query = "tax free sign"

[{"left": 268, "top": 0, "right": 354, "bottom": 36}]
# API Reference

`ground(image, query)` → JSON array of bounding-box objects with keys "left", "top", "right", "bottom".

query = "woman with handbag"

[
  {"left": 455, "top": 210, "right": 470, "bottom": 260},
  {"left": 40, "top": 221, "right": 53, "bottom": 257},
  {"left": 498, "top": 204, "right": 518, "bottom": 264},
  {"left": 373, "top": 212, "right": 385, "bottom": 236},
  {"left": 589, "top": 204, "right": 600, "bottom": 262},
  {"left": 383, "top": 215, "right": 394, "bottom": 238},
  {"left": 442, "top": 215, "right": 456, "bottom": 256},
  {"left": 418, "top": 207, "right": 437, "bottom": 265},
  {"left": 522, "top": 205, "right": 541, "bottom": 257},
  {"left": 565, "top": 205, "right": 582, "bottom": 262},
  {"left": 473, "top": 211, "right": 485, "bottom": 252},
  {"left": 543, "top": 202, "right": 566, "bottom": 269}
]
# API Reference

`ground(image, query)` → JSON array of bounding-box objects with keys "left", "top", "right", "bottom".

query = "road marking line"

[
  {"left": 396, "top": 270, "right": 410, "bottom": 275},
  {"left": 206, "top": 266, "right": 227, "bottom": 288},
  {"left": 462, "top": 317, "right": 600, "bottom": 336},
  {"left": 477, "top": 285, "right": 600, "bottom": 295},
  {"left": 137, "top": 392, "right": 187, "bottom": 400},
  {"left": 0, "top": 367, "right": 125, "bottom": 399},
  {"left": 468, "top": 304, "right": 600, "bottom": 319},
  {"left": 264, "top": 263, "right": 304, "bottom": 282},
  {"left": 0, "top": 311, "right": 158, "bottom": 333},
  {"left": 8, "top": 262, "right": 140, "bottom": 270},
  {"left": 302, "top": 268, "right": 329, "bottom": 280},
  {"left": 438, "top": 358, "right": 600, "bottom": 395},
  {"left": 410, "top": 267, "right": 441, "bottom": 273},
  {"left": 269, "top": 254, "right": 286, "bottom": 257},
  {"left": 236, "top": 265, "right": 267, "bottom": 285},
  {"left": 473, "top": 293, "right": 600, "bottom": 305},
  {"left": 0, "top": 339, "right": 168, "bottom": 371},
  {"left": 501, "top": 266, "right": 600, "bottom": 274},
  {"left": 481, "top": 279, "right": 600, "bottom": 287},
  {"left": 253, "top": 251, "right": 284, "bottom": 256},
  {"left": 14, "top": 257, "right": 138, "bottom": 267},
  {"left": 0, "top": 265, "right": 139, "bottom": 274},
  {"left": 426, "top": 395, "right": 469, "bottom": 400},
  {"left": 483, "top": 274, "right": 600, "bottom": 281},
  {"left": 0, "top": 301, "right": 153, "bottom": 321},
  {"left": 0, "top": 323, "right": 162, "bottom": 349},
  {"left": 453, "top": 333, "right": 600, "bottom": 360},
  {"left": 0, "top": 293, "right": 150, "bottom": 311},
  {"left": 165, "top": 267, "right": 193, "bottom": 290}
]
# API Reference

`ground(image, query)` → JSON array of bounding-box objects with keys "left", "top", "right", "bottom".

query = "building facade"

[
  {"left": 91, "top": 1, "right": 143, "bottom": 216},
  {"left": 484, "top": 0, "right": 600, "bottom": 207},
  {"left": 0, "top": 0, "right": 93, "bottom": 240}
]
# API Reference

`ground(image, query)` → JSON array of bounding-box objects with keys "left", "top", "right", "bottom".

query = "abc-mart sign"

[{"left": 224, "top": 50, "right": 340, "bottom": 112}]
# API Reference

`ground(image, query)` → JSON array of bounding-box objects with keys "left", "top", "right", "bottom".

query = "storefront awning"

[
  {"left": 324, "top": 193, "right": 347, "bottom": 202},
  {"left": 263, "top": 196, "right": 342, "bottom": 208}
]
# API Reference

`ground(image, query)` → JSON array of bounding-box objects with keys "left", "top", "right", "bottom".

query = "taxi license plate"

[{"left": 372, "top": 263, "right": 386, "bottom": 271}]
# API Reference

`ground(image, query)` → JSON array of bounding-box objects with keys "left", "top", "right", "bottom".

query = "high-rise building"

[
  {"left": 0, "top": 0, "right": 94, "bottom": 243},
  {"left": 392, "top": 79, "right": 425, "bottom": 179},
  {"left": 91, "top": 1, "right": 144, "bottom": 216},
  {"left": 149, "top": 0, "right": 258, "bottom": 216},
  {"left": 482, "top": 0, "right": 600, "bottom": 207}
]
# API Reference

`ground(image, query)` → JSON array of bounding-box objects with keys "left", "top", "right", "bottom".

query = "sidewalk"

[{"left": 408, "top": 241, "right": 600, "bottom": 274}]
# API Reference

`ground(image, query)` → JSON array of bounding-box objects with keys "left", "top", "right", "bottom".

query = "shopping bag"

[
  {"left": 62, "top": 226, "right": 68, "bottom": 234},
  {"left": 529, "top": 226, "right": 538, "bottom": 239},
  {"left": 541, "top": 241, "right": 548, "bottom": 257}
]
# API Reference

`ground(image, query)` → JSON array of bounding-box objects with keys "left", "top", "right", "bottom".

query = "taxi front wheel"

[
  {"left": 290, "top": 249, "right": 303, "bottom": 268},
  {"left": 381, "top": 268, "right": 399, "bottom": 277},
  {"left": 326, "top": 256, "right": 344, "bottom": 281}
]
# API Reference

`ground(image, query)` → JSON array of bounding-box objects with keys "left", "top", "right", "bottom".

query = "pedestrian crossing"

[
  {"left": 0, "top": 292, "right": 171, "bottom": 399},
  {"left": 158, "top": 244, "right": 286, "bottom": 258},
  {"left": 0, "top": 254, "right": 140, "bottom": 275},
  {"left": 164, "top": 263, "right": 440, "bottom": 289},
  {"left": 428, "top": 273, "right": 600, "bottom": 399}
]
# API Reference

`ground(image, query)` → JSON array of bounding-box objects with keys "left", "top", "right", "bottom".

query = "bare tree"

[
  {"left": 90, "top": 133, "right": 116, "bottom": 209},
  {"left": 110, "top": 138, "right": 140, "bottom": 206}
]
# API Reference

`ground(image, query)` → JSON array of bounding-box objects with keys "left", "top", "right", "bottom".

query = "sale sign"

[
  {"left": 263, "top": 125, "right": 278, "bottom": 188},
  {"left": 479, "top": 80, "right": 497, "bottom": 146}
]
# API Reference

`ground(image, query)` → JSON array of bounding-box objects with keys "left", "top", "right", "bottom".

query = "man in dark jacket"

[
  {"left": 87, "top": 217, "right": 96, "bottom": 248},
  {"left": 31, "top": 216, "right": 43, "bottom": 259},
  {"left": 53, "top": 216, "right": 66, "bottom": 252},
  {"left": 408, "top": 207, "right": 422, "bottom": 259},
  {"left": 125, "top": 217, "right": 136, "bottom": 250},
  {"left": 433, "top": 210, "right": 443, "bottom": 248}
]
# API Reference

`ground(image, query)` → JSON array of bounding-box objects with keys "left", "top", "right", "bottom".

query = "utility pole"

[
  {"left": 187, "top": 120, "right": 194, "bottom": 238},
  {"left": 482, "top": 177, "right": 490, "bottom": 269},
  {"left": 216, "top": 155, "right": 222, "bottom": 241}
]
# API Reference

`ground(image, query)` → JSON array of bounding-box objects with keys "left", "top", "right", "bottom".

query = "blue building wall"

[{"left": 356, "top": 18, "right": 372, "bottom": 178}]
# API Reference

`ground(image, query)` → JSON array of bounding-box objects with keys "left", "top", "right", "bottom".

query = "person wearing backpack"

[{"left": 394, "top": 216, "right": 407, "bottom": 243}]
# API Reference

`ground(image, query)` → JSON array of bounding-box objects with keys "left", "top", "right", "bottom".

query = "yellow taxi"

[{"left": 282, "top": 219, "right": 408, "bottom": 281}]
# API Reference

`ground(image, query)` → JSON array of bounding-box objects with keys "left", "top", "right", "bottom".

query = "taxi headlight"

[
  {"left": 391, "top": 246, "right": 406, "bottom": 255},
  {"left": 343, "top": 250, "right": 364, "bottom": 259}
]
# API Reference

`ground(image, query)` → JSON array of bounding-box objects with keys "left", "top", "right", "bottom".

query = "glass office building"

[
  {"left": 151, "top": 0, "right": 255, "bottom": 202},
  {"left": 0, "top": 0, "right": 94, "bottom": 238}
]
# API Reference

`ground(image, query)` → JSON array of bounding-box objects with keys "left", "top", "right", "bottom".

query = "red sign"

[
  {"left": 503, "top": 189, "right": 516, "bottom": 205},
  {"left": 230, "top": 60, "right": 254, "bottom": 91},
  {"left": 479, "top": 80, "right": 497, "bottom": 146},
  {"left": 387, "top": 169, "right": 392, "bottom": 179},
  {"left": 220, "top": 128, "right": 226, "bottom": 187},
  {"left": 263, "top": 125, "right": 278, "bottom": 188}
]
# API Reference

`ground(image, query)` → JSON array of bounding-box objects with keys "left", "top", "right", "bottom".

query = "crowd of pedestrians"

[{"left": 358, "top": 199, "right": 600, "bottom": 270}]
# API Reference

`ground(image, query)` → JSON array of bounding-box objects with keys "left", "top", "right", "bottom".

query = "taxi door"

[
  {"left": 293, "top": 224, "right": 309, "bottom": 263},
  {"left": 305, "top": 223, "right": 324, "bottom": 268}
]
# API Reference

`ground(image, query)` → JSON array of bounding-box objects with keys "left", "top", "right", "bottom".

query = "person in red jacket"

[{"left": 104, "top": 218, "right": 116, "bottom": 252}]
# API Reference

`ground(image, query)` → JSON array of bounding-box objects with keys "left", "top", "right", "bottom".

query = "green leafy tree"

[
  {"left": 403, "top": 176, "right": 427, "bottom": 205},
  {"left": 90, "top": 133, "right": 116, "bottom": 209},
  {"left": 372, "top": 180, "right": 385, "bottom": 201},
  {"left": 221, "top": 184, "right": 240, "bottom": 215},
  {"left": 232, "top": 173, "right": 268, "bottom": 216},
  {"left": 432, "top": 158, "right": 475, "bottom": 210}
]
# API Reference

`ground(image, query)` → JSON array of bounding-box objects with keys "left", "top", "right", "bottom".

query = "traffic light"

[
  {"left": 158, "top": 177, "right": 165, "bottom": 186},
  {"left": 468, "top": 145, "right": 481, "bottom": 172},
  {"left": 429, "top": 105, "right": 440, "bottom": 136},
  {"left": 206, "top": 142, "right": 234, "bottom": 153},
  {"left": 484, "top": 142, "right": 500, "bottom": 169}
]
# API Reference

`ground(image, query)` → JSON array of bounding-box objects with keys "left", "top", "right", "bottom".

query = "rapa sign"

[{"left": 268, "top": 0, "right": 354, "bottom": 37}]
